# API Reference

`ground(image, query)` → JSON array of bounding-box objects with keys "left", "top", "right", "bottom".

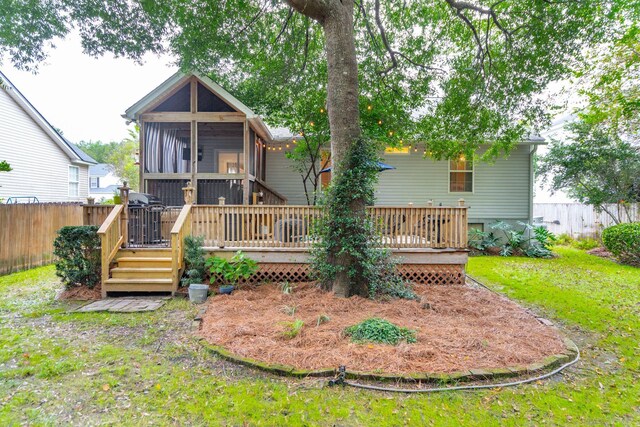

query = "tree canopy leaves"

[{"left": 0, "top": 0, "right": 618, "bottom": 160}]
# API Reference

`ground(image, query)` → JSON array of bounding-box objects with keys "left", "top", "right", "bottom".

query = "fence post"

[
  {"left": 119, "top": 181, "right": 130, "bottom": 248},
  {"left": 217, "top": 197, "right": 226, "bottom": 248}
]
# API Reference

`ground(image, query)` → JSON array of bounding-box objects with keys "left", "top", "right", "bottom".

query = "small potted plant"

[
  {"left": 206, "top": 250, "right": 258, "bottom": 294},
  {"left": 182, "top": 235, "right": 208, "bottom": 303}
]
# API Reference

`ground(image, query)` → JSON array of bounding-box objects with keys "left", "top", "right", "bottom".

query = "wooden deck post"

[
  {"left": 182, "top": 181, "right": 195, "bottom": 205},
  {"left": 218, "top": 197, "right": 225, "bottom": 248},
  {"left": 119, "top": 181, "right": 130, "bottom": 248}
]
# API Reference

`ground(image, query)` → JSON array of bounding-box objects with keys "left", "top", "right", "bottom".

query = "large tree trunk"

[
  {"left": 286, "top": 0, "right": 365, "bottom": 297},
  {"left": 322, "top": 1, "right": 366, "bottom": 297}
]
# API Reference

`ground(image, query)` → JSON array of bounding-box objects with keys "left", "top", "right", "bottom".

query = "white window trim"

[
  {"left": 68, "top": 166, "right": 80, "bottom": 197},
  {"left": 448, "top": 159, "right": 474, "bottom": 194}
]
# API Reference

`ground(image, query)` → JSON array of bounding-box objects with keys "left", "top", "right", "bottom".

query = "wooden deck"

[{"left": 95, "top": 204, "right": 469, "bottom": 296}]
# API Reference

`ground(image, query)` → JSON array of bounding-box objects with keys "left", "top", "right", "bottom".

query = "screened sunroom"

[{"left": 123, "top": 72, "right": 284, "bottom": 206}]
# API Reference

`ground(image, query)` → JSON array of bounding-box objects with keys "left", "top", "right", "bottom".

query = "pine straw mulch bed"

[
  {"left": 199, "top": 281, "right": 566, "bottom": 375},
  {"left": 57, "top": 284, "right": 102, "bottom": 300}
]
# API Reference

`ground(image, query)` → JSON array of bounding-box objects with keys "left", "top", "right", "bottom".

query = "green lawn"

[{"left": 0, "top": 247, "right": 638, "bottom": 426}]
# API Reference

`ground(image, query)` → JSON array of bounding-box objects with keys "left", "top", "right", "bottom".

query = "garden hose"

[
  {"left": 328, "top": 343, "right": 579, "bottom": 393},
  {"left": 327, "top": 275, "right": 581, "bottom": 393}
]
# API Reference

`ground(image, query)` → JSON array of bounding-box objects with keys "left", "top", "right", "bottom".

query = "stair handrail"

[
  {"left": 170, "top": 204, "right": 193, "bottom": 291},
  {"left": 97, "top": 204, "right": 124, "bottom": 298}
]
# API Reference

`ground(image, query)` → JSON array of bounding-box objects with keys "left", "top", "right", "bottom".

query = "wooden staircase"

[{"left": 103, "top": 248, "right": 176, "bottom": 294}]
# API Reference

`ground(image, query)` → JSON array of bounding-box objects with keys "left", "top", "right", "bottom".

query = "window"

[
  {"left": 449, "top": 158, "right": 473, "bottom": 192},
  {"left": 69, "top": 166, "right": 80, "bottom": 197},
  {"left": 90, "top": 177, "right": 99, "bottom": 188}
]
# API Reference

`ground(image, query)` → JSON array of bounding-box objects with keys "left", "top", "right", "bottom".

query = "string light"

[
  {"left": 278, "top": 146, "right": 282, "bottom": 151},
  {"left": 388, "top": 131, "right": 394, "bottom": 136},
  {"left": 320, "top": 108, "right": 325, "bottom": 113},
  {"left": 378, "top": 120, "right": 382, "bottom": 125},
  {"left": 310, "top": 122, "right": 315, "bottom": 127},
  {"left": 367, "top": 105, "right": 372, "bottom": 111},
  {"left": 414, "top": 146, "right": 418, "bottom": 152},
  {"left": 286, "top": 144, "right": 290, "bottom": 148}
]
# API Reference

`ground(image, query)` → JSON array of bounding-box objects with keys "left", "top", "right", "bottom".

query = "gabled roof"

[
  {"left": 0, "top": 69, "right": 96, "bottom": 165},
  {"left": 89, "top": 163, "right": 116, "bottom": 177},
  {"left": 123, "top": 70, "right": 273, "bottom": 141}
]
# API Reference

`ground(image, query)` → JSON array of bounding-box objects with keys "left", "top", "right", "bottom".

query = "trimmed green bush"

[
  {"left": 345, "top": 318, "right": 416, "bottom": 345},
  {"left": 53, "top": 226, "right": 101, "bottom": 289},
  {"left": 602, "top": 223, "right": 640, "bottom": 267},
  {"left": 181, "top": 235, "right": 207, "bottom": 287}
]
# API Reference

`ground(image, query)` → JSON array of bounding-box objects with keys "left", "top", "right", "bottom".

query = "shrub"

[
  {"left": 365, "top": 250, "right": 418, "bottom": 301},
  {"left": 555, "top": 233, "right": 575, "bottom": 246},
  {"left": 206, "top": 250, "right": 259, "bottom": 287},
  {"left": 572, "top": 237, "right": 600, "bottom": 251},
  {"left": 602, "top": 223, "right": 640, "bottom": 266},
  {"left": 181, "top": 235, "right": 207, "bottom": 287},
  {"left": 344, "top": 318, "right": 416, "bottom": 345},
  {"left": 53, "top": 226, "right": 101, "bottom": 289}
]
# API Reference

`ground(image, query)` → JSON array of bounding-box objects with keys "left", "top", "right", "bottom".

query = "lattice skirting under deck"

[{"left": 222, "top": 263, "right": 465, "bottom": 286}]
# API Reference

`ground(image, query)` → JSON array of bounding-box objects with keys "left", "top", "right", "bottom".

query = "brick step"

[{"left": 110, "top": 267, "right": 172, "bottom": 279}]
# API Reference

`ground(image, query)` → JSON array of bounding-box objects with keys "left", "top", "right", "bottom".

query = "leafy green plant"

[
  {"left": 181, "top": 235, "right": 206, "bottom": 287},
  {"left": 53, "top": 226, "right": 100, "bottom": 289},
  {"left": 206, "top": 250, "right": 259, "bottom": 287},
  {"left": 344, "top": 318, "right": 416, "bottom": 345},
  {"left": 281, "top": 319, "right": 304, "bottom": 339},
  {"left": 602, "top": 223, "right": 640, "bottom": 267},
  {"left": 554, "top": 233, "right": 575, "bottom": 246},
  {"left": 468, "top": 229, "right": 501, "bottom": 251},
  {"left": 280, "top": 305, "right": 297, "bottom": 316},
  {"left": 278, "top": 281, "right": 293, "bottom": 294},
  {"left": 316, "top": 314, "right": 330, "bottom": 326},
  {"left": 572, "top": 237, "right": 600, "bottom": 251},
  {"left": 482, "top": 221, "right": 556, "bottom": 258}
]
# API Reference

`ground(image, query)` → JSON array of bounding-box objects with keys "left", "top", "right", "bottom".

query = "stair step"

[
  {"left": 104, "top": 278, "right": 174, "bottom": 292},
  {"left": 116, "top": 257, "right": 172, "bottom": 268},
  {"left": 116, "top": 249, "right": 172, "bottom": 258},
  {"left": 111, "top": 267, "right": 172, "bottom": 279}
]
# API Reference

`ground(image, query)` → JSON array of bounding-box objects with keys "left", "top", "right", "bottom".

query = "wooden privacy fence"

[
  {"left": 533, "top": 203, "right": 640, "bottom": 238},
  {"left": 0, "top": 203, "right": 82, "bottom": 274},
  {"left": 0, "top": 203, "right": 119, "bottom": 275},
  {"left": 190, "top": 205, "right": 468, "bottom": 249}
]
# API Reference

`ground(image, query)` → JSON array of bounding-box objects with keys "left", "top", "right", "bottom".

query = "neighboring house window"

[
  {"left": 449, "top": 158, "right": 473, "bottom": 192},
  {"left": 69, "top": 166, "right": 80, "bottom": 197},
  {"left": 90, "top": 177, "right": 99, "bottom": 188}
]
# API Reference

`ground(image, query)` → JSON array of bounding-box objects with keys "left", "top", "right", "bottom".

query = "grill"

[{"left": 127, "top": 193, "right": 167, "bottom": 247}]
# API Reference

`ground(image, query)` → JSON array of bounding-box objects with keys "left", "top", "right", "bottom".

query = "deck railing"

[
  {"left": 190, "top": 205, "right": 467, "bottom": 249},
  {"left": 83, "top": 204, "right": 116, "bottom": 226},
  {"left": 170, "top": 204, "right": 192, "bottom": 289},
  {"left": 253, "top": 179, "right": 288, "bottom": 205},
  {"left": 97, "top": 205, "right": 124, "bottom": 297}
]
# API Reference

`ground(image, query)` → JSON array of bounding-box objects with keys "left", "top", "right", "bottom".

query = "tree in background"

[
  {"left": 77, "top": 127, "right": 140, "bottom": 191},
  {"left": 0, "top": 1, "right": 619, "bottom": 296},
  {"left": 538, "top": 121, "right": 640, "bottom": 224},
  {"left": 0, "top": 161, "right": 11, "bottom": 172}
]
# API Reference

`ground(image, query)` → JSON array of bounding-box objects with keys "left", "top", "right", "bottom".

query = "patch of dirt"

[
  {"left": 587, "top": 247, "right": 613, "bottom": 260},
  {"left": 199, "top": 282, "right": 567, "bottom": 374},
  {"left": 57, "top": 285, "right": 102, "bottom": 301}
]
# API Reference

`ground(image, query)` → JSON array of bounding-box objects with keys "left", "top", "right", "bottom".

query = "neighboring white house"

[
  {"left": 89, "top": 163, "right": 122, "bottom": 202},
  {"left": 0, "top": 70, "right": 95, "bottom": 203}
]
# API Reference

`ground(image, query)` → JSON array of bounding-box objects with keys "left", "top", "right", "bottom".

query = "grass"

[{"left": 0, "top": 247, "right": 638, "bottom": 425}]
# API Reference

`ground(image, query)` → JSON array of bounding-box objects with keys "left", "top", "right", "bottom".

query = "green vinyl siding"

[
  {"left": 265, "top": 144, "right": 534, "bottom": 223},
  {"left": 375, "top": 145, "right": 532, "bottom": 220}
]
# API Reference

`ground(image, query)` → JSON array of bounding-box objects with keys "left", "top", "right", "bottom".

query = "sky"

[
  {"left": 1, "top": 34, "right": 575, "bottom": 203},
  {"left": 1, "top": 34, "right": 178, "bottom": 143}
]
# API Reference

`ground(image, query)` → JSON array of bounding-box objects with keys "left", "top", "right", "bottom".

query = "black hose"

[{"left": 337, "top": 343, "right": 579, "bottom": 393}]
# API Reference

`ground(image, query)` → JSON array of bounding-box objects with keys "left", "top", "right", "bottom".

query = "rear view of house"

[{"left": 0, "top": 70, "right": 95, "bottom": 203}]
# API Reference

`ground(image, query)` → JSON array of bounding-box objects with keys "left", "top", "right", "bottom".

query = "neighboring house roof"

[
  {"left": 89, "top": 184, "right": 120, "bottom": 194},
  {"left": 0, "top": 69, "right": 96, "bottom": 165},
  {"left": 89, "top": 163, "right": 116, "bottom": 177},
  {"left": 123, "top": 70, "right": 273, "bottom": 141}
]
